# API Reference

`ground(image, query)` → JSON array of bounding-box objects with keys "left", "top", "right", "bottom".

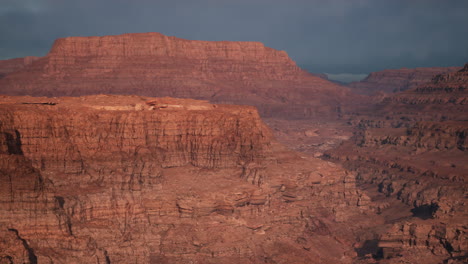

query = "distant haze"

[
  {"left": 325, "top": 73, "right": 368, "bottom": 83},
  {"left": 1, "top": 0, "right": 467, "bottom": 75}
]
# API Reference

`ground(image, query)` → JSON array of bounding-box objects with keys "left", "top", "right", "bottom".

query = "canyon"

[
  {"left": 0, "top": 32, "right": 466, "bottom": 263},
  {"left": 325, "top": 64, "right": 468, "bottom": 263}
]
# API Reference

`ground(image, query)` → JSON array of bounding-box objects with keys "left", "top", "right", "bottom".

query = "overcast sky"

[{"left": 1, "top": 0, "right": 467, "bottom": 82}]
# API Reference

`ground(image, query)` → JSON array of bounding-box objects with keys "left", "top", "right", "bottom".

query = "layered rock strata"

[
  {"left": 388, "top": 63, "right": 468, "bottom": 106},
  {"left": 324, "top": 65, "right": 468, "bottom": 263},
  {"left": 0, "top": 33, "right": 351, "bottom": 119},
  {"left": 0, "top": 95, "right": 369, "bottom": 263},
  {"left": 348, "top": 66, "right": 461, "bottom": 95},
  {"left": 0, "top": 56, "right": 40, "bottom": 79}
]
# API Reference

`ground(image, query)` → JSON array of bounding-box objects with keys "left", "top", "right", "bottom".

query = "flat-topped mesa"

[
  {"left": 48, "top": 33, "right": 295, "bottom": 63},
  {"left": 0, "top": 32, "right": 351, "bottom": 119},
  {"left": 0, "top": 95, "right": 272, "bottom": 179},
  {"left": 42, "top": 33, "right": 307, "bottom": 84}
]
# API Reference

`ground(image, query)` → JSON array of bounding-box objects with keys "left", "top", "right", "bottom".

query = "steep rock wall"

[{"left": 0, "top": 95, "right": 367, "bottom": 264}]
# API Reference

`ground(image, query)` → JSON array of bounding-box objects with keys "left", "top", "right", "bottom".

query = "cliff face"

[
  {"left": 0, "top": 33, "right": 351, "bottom": 119},
  {"left": 348, "top": 66, "right": 461, "bottom": 95},
  {"left": 324, "top": 65, "right": 468, "bottom": 263},
  {"left": 0, "top": 96, "right": 270, "bottom": 172},
  {"left": 0, "top": 95, "right": 369, "bottom": 264}
]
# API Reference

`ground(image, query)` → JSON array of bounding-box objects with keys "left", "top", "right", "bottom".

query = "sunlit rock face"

[
  {"left": 0, "top": 32, "right": 352, "bottom": 119},
  {"left": 0, "top": 95, "right": 369, "bottom": 264}
]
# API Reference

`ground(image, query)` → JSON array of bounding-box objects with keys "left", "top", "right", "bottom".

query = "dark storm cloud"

[{"left": 1, "top": 0, "right": 467, "bottom": 80}]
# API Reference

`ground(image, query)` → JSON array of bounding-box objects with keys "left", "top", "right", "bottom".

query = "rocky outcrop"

[
  {"left": 0, "top": 33, "right": 352, "bottom": 119},
  {"left": 325, "top": 130, "right": 467, "bottom": 263},
  {"left": 348, "top": 66, "right": 461, "bottom": 95},
  {"left": 0, "top": 95, "right": 371, "bottom": 263},
  {"left": 379, "top": 220, "right": 466, "bottom": 262},
  {"left": 324, "top": 65, "right": 468, "bottom": 263},
  {"left": 359, "top": 122, "right": 467, "bottom": 151},
  {"left": 388, "top": 63, "right": 468, "bottom": 106}
]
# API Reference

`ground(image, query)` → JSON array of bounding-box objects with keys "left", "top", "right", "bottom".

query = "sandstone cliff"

[
  {"left": 0, "top": 33, "right": 352, "bottom": 119},
  {"left": 0, "top": 95, "right": 371, "bottom": 264},
  {"left": 348, "top": 66, "right": 461, "bottom": 95}
]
